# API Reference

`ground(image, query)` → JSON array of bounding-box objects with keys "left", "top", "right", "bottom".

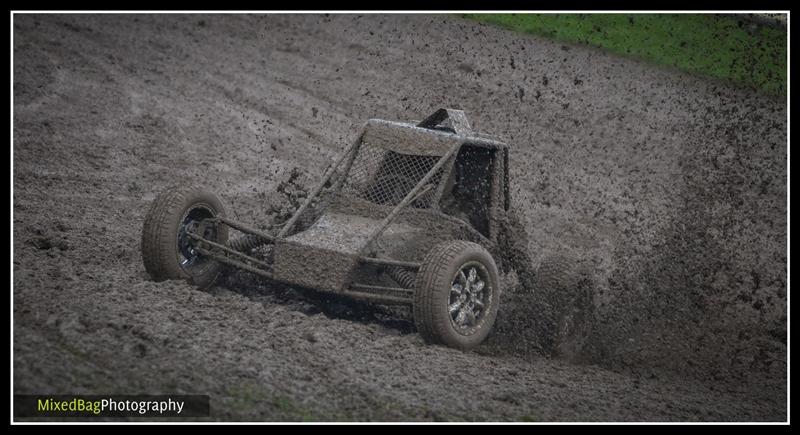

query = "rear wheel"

[
  {"left": 141, "top": 186, "right": 228, "bottom": 289},
  {"left": 413, "top": 240, "right": 500, "bottom": 350},
  {"left": 534, "top": 254, "right": 593, "bottom": 355},
  {"left": 535, "top": 255, "right": 581, "bottom": 296}
]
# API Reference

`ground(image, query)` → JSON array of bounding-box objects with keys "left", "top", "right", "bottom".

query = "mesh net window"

[{"left": 341, "top": 142, "right": 446, "bottom": 208}]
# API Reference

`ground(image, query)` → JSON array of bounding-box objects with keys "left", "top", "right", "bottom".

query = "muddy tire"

[
  {"left": 141, "top": 186, "right": 228, "bottom": 289},
  {"left": 534, "top": 254, "right": 593, "bottom": 355},
  {"left": 413, "top": 240, "right": 501, "bottom": 350},
  {"left": 535, "top": 255, "right": 581, "bottom": 295}
]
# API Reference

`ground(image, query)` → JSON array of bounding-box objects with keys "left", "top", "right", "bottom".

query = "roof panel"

[{"left": 362, "top": 119, "right": 507, "bottom": 156}]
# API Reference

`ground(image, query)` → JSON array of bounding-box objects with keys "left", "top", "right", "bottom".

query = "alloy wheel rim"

[
  {"left": 448, "top": 261, "right": 491, "bottom": 333},
  {"left": 176, "top": 205, "right": 216, "bottom": 273}
]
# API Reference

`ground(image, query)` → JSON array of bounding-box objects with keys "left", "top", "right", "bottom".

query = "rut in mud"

[{"left": 13, "top": 14, "right": 786, "bottom": 421}]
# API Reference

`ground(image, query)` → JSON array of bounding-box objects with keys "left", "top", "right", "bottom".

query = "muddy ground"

[{"left": 13, "top": 14, "right": 787, "bottom": 421}]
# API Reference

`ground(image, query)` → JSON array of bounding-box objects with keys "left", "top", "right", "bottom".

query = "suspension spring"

[
  {"left": 385, "top": 266, "right": 417, "bottom": 289},
  {"left": 228, "top": 234, "right": 267, "bottom": 253}
]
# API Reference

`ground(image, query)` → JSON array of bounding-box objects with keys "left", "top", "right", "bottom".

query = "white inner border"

[{"left": 9, "top": 9, "right": 790, "bottom": 425}]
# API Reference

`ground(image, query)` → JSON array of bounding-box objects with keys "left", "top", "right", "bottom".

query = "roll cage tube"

[{"left": 275, "top": 132, "right": 362, "bottom": 239}]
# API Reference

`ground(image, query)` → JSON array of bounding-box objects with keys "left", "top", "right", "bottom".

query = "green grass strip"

[{"left": 463, "top": 13, "right": 787, "bottom": 95}]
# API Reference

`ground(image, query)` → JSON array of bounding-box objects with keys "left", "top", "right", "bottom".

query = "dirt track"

[{"left": 13, "top": 14, "right": 787, "bottom": 421}]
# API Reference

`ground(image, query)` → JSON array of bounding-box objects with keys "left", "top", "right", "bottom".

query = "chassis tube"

[
  {"left": 195, "top": 247, "right": 275, "bottom": 280},
  {"left": 187, "top": 232, "right": 273, "bottom": 270},
  {"left": 211, "top": 217, "right": 274, "bottom": 243},
  {"left": 349, "top": 283, "right": 413, "bottom": 294},
  {"left": 341, "top": 289, "right": 412, "bottom": 305},
  {"left": 358, "top": 257, "right": 421, "bottom": 269}
]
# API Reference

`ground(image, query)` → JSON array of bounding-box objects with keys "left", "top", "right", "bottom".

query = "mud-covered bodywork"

[{"left": 193, "top": 109, "right": 510, "bottom": 305}]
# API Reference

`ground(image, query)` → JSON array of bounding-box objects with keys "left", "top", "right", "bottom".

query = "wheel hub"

[
  {"left": 176, "top": 206, "right": 216, "bottom": 271},
  {"left": 449, "top": 262, "right": 489, "bottom": 331}
]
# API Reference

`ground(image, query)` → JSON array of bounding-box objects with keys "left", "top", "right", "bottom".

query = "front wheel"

[
  {"left": 141, "top": 186, "right": 228, "bottom": 289},
  {"left": 413, "top": 240, "right": 500, "bottom": 350}
]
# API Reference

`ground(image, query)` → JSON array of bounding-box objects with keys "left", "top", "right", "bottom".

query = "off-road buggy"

[{"left": 142, "top": 108, "right": 515, "bottom": 349}]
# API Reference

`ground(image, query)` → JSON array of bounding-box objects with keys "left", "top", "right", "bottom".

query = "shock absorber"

[
  {"left": 228, "top": 234, "right": 267, "bottom": 253},
  {"left": 385, "top": 266, "right": 416, "bottom": 289}
]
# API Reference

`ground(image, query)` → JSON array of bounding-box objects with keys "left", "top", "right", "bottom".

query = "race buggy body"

[{"left": 142, "top": 108, "right": 513, "bottom": 349}]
